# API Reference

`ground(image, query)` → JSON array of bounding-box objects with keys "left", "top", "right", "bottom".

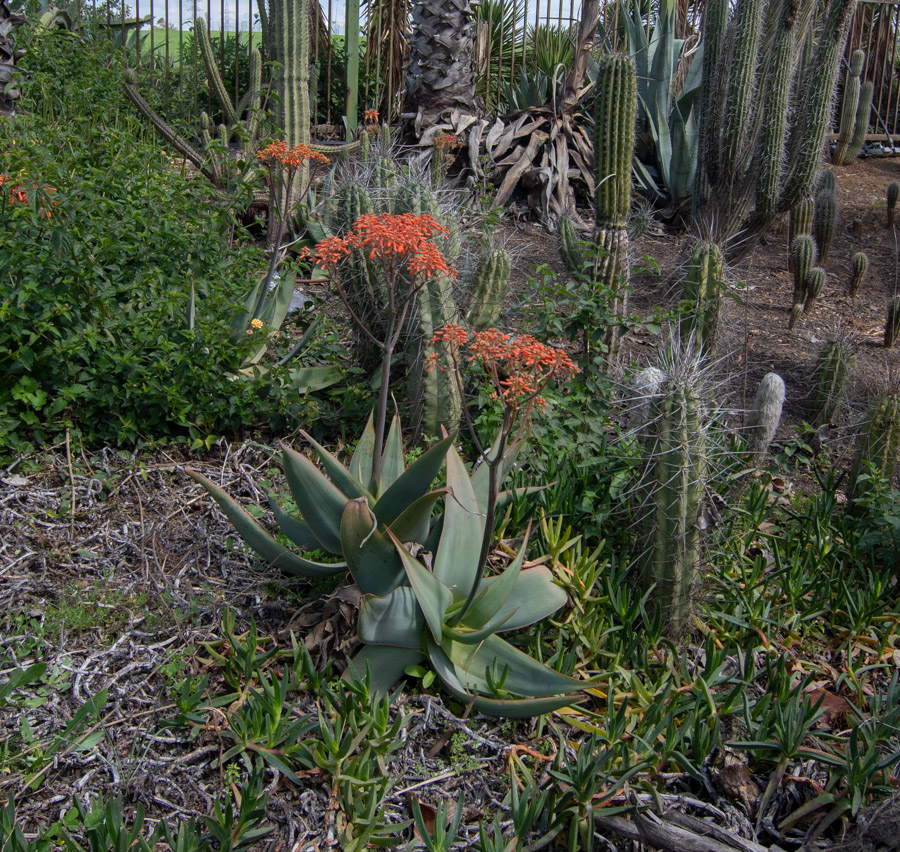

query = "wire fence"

[{"left": 81, "top": 0, "right": 900, "bottom": 142}]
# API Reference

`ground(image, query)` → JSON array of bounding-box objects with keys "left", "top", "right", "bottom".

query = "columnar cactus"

[
  {"left": 850, "top": 393, "right": 900, "bottom": 497},
  {"left": 593, "top": 53, "right": 637, "bottom": 359},
  {"left": 813, "top": 176, "right": 838, "bottom": 264},
  {"left": 639, "top": 376, "right": 708, "bottom": 638},
  {"left": 791, "top": 234, "right": 816, "bottom": 308},
  {"left": 679, "top": 242, "right": 725, "bottom": 351},
  {"left": 746, "top": 372, "right": 785, "bottom": 457},
  {"left": 811, "top": 340, "right": 855, "bottom": 426},
  {"left": 847, "top": 251, "right": 868, "bottom": 297},
  {"left": 885, "top": 296, "right": 900, "bottom": 348},
  {"left": 832, "top": 50, "right": 864, "bottom": 165},
  {"left": 465, "top": 249, "right": 511, "bottom": 331},
  {"left": 845, "top": 81, "right": 873, "bottom": 163},
  {"left": 788, "top": 195, "right": 814, "bottom": 272},
  {"left": 558, "top": 215, "right": 585, "bottom": 275},
  {"left": 803, "top": 266, "right": 827, "bottom": 314},
  {"left": 887, "top": 182, "right": 899, "bottom": 228}
]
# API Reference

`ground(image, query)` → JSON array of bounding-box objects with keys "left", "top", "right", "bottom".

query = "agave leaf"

[
  {"left": 263, "top": 487, "right": 320, "bottom": 550},
  {"left": 387, "top": 488, "right": 449, "bottom": 543},
  {"left": 281, "top": 445, "right": 348, "bottom": 554},
  {"left": 286, "top": 365, "right": 342, "bottom": 393},
  {"left": 374, "top": 436, "right": 454, "bottom": 526},
  {"left": 186, "top": 470, "right": 346, "bottom": 577},
  {"left": 380, "top": 413, "right": 405, "bottom": 492},
  {"left": 433, "top": 444, "right": 483, "bottom": 599},
  {"left": 300, "top": 430, "right": 373, "bottom": 501},
  {"left": 340, "top": 498, "right": 405, "bottom": 596},
  {"left": 669, "top": 103, "right": 698, "bottom": 202},
  {"left": 427, "top": 639, "right": 584, "bottom": 718},
  {"left": 483, "top": 566, "right": 568, "bottom": 632},
  {"left": 266, "top": 271, "right": 296, "bottom": 330},
  {"left": 440, "top": 634, "right": 584, "bottom": 698},
  {"left": 386, "top": 529, "right": 452, "bottom": 644},
  {"left": 350, "top": 411, "right": 376, "bottom": 486},
  {"left": 344, "top": 645, "right": 425, "bottom": 696},
  {"left": 358, "top": 585, "right": 424, "bottom": 648},
  {"left": 442, "top": 609, "right": 516, "bottom": 644},
  {"left": 459, "top": 527, "right": 530, "bottom": 628}
]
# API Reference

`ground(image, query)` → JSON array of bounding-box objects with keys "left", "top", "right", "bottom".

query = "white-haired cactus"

[
  {"left": 803, "top": 267, "right": 827, "bottom": 314},
  {"left": 811, "top": 340, "right": 855, "bottom": 426},
  {"left": 465, "top": 249, "right": 511, "bottom": 331},
  {"left": 888, "top": 182, "right": 899, "bottom": 229},
  {"left": 594, "top": 53, "right": 636, "bottom": 359},
  {"left": 746, "top": 372, "right": 785, "bottom": 456},
  {"left": 679, "top": 242, "right": 725, "bottom": 352},
  {"left": 629, "top": 366, "right": 666, "bottom": 432},
  {"left": 850, "top": 393, "right": 900, "bottom": 497},
  {"left": 885, "top": 296, "right": 900, "bottom": 349},
  {"left": 832, "top": 50, "right": 864, "bottom": 165},
  {"left": 847, "top": 251, "right": 867, "bottom": 297}
]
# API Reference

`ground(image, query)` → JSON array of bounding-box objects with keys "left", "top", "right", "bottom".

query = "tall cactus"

[
  {"left": 847, "top": 251, "right": 867, "bottom": 297},
  {"left": 832, "top": 50, "right": 864, "bottom": 165},
  {"left": 887, "top": 182, "right": 899, "bottom": 229},
  {"left": 593, "top": 53, "right": 636, "bottom": 359},
  {"left": 679, "top": 242, "right": 725, "bottom": 352},
  {"left": 465, "top": 249, "right": 511, "bottom": 331},
  {"left": 810, "top": 340, "right": 855, "bottom": 426},
  {"left": 746, "top": 372, "right": 785, "bottom": 457},
  {"left": 845, "top": 81, "right": 873, "bottom": 164},
  {"left": 850, "top": 393, "right": 900, "bottom": 497},
  {"left": 638, "top": 373, "right": 708, "bottom": 638},
  {"left": 813, "top": 176, "right": 838, "bottom": 264},
  {"left": 885, "top": 296, "right": 900, "bottom": 349}
]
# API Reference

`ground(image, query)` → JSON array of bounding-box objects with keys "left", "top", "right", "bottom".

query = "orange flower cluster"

[
  {"left": 364, "top": 109, "right": 380, "bottom": 124},
  {"left": 307, "top": 213, "right": 455, "bottom": 281},
  {"left": 257, "top": 140, "right": 330, "bottom": 167},
  {"left": 0, "top": 175, "right": 57, "bottom": 219},
  {"left": 435, "top": 133, "right": 461, "bottom": 152},
  {"left": 430, "top": 324, "right": 578, "bottom": 406}
]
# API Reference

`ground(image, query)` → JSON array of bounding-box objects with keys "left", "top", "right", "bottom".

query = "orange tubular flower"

[
  {"left": 364, "top": 109, "right": 380, "bottom": 124},
  {"left": 257, "top": 141, "right": 329, "bottom": 168}
]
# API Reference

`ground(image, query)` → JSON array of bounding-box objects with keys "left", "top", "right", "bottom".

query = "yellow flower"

[{"left": 251, "top": 318, "right": 264, "bottom": 329}]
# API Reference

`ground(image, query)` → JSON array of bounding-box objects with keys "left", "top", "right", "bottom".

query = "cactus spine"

[
  {"left": 465, "top": 249, "right": 511, "bottom": 331},
  {"left": 593, "top": 53, "right": 636, "bottom": 359},
  {"left": 558, "top": 215, "right": 585, "bottom": 274},
  {"left": 850, "top": 393, "right": 900, "bottom": 497},
  {"left": 679, "top": 242, "right": 725, "bottom": 351},
  {"left": 832, "top": 49, "right": 864, "bottom": 165},
  {"left": 887, "top": 182, "right": 899, "bottom": 228},
  {"left": 788, "top": 195, "right": 814, "bottom": 273},
  {"left": 639, "top": 378, "right": 708, "bottom": 638},
  {"left": 811, "top": 340, "right": 855, "bottom": 426},
  {"left": 885, "top": 296, "right": 900, "bottom": 348},
  {"left": 847, "top": 251, "right": 867, "bottom": 297},
  {"left": 813, "top": 176, "right": 838, "bottom": 264},
  {"left": 746, "top": 372, "right": 785, "bottom": 456},
  {"left": 803, "top": 266, "right": 826, "bottom": 314}
]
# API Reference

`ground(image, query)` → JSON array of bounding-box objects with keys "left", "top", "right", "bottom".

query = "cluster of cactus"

[
  {"left": 832, "top": 50, "right": 873, "bottom": 166},
  {"left": 593, "top": 53, "right": 637, "bottom": 359},
  {"left": 850, "top": 393, "right": 900, "bottom": 497},
  {"left": 694, "top": 0, "right": 858, "bottom": 257},
  {"left": 810, "top": 340, "right": 856, "bottom": 426},
  {"left": 888, "top": 182, "right": 899, "bottom": 229},
  {"left": 632, "top": 351, "right": 711, "bottom": 638},
  {"left": 746, "top": 372, "right": 786, "bottom": 457},
  {"left": 886, "top": 296, "right": 900, "bottom": 348},
  {"left": 812, "top": 171, "right": 838, "bottom": 265},
  {"left": 847, "top": 251, "right": 868, "bottom": 297},
  {"left": 679, "top": 242, "right": 725, "bottom": 352}
]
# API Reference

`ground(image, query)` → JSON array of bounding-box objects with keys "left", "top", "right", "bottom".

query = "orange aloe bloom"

[
  {"left": 364, "top": 109, "right": 380, "bottom": 123},
  {"left": 257, "top": 141, "right": 330, "bottom": 167}
]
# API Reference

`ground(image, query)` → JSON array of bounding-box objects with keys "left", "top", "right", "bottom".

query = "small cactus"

[
  {"left": 558, "top": 215, "right": 585, "bottom": 274},
  {"left": 847, "top": 251, "right": 868, "bottom": 297},
  {"left": 832, "top": 49, "right": 864, "bottom": 165},
  {"left": 791, "top": 234, "right": 816, "bottom": 307},
  {"left": 746, "top": 372, "right": 785, "bottom": 456},
  {"left": 788, "top": 303, "right": 803, "bottom": 331},
  {"left": 885, "top": 296, "right": 900, "bottom": 348},
  {"left": 850, "top": 393, "right": 900, "bottom": 497},
  {"left": 810, "top": 340, "right": 856, "bottom": 426},
  {"left": 845, "top": 80, "right": 874, "bottom": 164},
  {"left": 465, "top": 249, "right": 511, "bottom": 331},
  {"left": 803, "top": 267, "right": 826, "bottom": 314},
  {"left": 887, "top": 182, "right": 899, "bottom": 228},
  {"left": 679, "top": 242, "right": 725, "bottom": 352},
  {"left": 788, "top": 196, "right": 814, "bottom": 272},
  {"left": 813, "top": 179, "right": 838, "bottom": 264}
]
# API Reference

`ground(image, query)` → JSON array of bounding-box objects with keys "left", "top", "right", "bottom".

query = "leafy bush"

[{"left": 0, "top": 28, "right": 321, "bottom": 456}]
